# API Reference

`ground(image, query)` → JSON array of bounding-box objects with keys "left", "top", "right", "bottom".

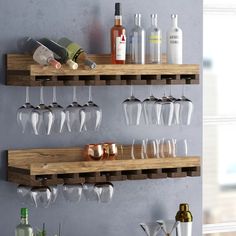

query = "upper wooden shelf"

[
  {"left": 6, "top": 54, "right": 200, "bottom": 86},
  {"left": 7, "top": 146, "right": 201, "bottom": 186}
]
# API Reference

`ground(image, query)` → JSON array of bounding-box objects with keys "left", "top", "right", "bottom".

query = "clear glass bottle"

[
  {"left": 110, "top": 2, "right": 126, "bottom": 64},
  {"left": 129, "top": 14, "right": 146, "bottom": 64},
  {"left": 15, "top": 208, "right": 33, "bottom": 236},
  {"left": 147, "top": 14, "right": 161, "bottom": 64},
  {"left": 167, "top": 14, "right": 183, "bottom": 64}
]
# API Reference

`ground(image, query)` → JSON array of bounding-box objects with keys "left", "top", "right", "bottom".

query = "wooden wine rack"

[
  {"left": 6, "top": 54, "right": 200, "bottom": 86},
  {"left": 7, "top": 146, "right": 201, "bottom": 186}
]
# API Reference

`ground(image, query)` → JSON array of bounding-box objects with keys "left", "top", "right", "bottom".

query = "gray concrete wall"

[{"left": 0, "top": 0, "right": 202, "bottom": 235}]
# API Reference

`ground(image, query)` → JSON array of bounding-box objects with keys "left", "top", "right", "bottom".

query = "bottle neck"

[
  {"left": 135, "top": 16, "right": 141, "bottom": 27},
  {"left": 21, "top": 217, "right": 28, "bottom": 225},
  {"left": 172, "top": 17, "right": 178, "bottom": 28},
  {"left": 115, "top": 15, "right": 122, "bottom": 26},
  {"left": 151, "top": 17, "right": 158, "bottom": 27}
]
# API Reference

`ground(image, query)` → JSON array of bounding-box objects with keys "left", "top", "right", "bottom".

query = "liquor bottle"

[
  {"left": 175, "top": 203, "right": 193, "bottom": 236},
  {"left": 147, "top": 14, "right": 161, "bottom": 64},
  {"left": 15, "top": 208, "right": 34, "bottom": 236},
  {"left": 22, "top": 37, "right": 61, "bottom": 69},
  {"left": 129, "top": 14, "right": 146, "bottom": 64},
  {"left": 40, "top": 38, "right": 78, "bottom": 70},
  {"left": 167, "top": 14, "right": 183, "bottom": 64},
  {"left": 110, "top": 2, "right": 126, "bottom": 64},
  {"left": 57, "top": 38, "right": 96, "bottom": 69}
]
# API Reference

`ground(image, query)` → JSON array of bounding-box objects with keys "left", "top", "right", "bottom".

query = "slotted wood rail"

[
  {"left": 7, "top": 146, "right": 201, "bottom": 186},
  {"left": 6, "top": 54, "right": 200, "bottom": 86}
]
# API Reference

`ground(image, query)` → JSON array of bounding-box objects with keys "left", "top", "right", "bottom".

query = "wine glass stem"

[
  {"left": 130, "top": 85, "right": 134, "bottom": 97},
  {"left": 182, "top": 84, "right": 186, "bottom": 97},
  {"left": 149, "top": 85, "right": 153, "bottom": 97},
  {"left": 89, "top": 85, "right": 92, "bottom": 101},
  {"left": 53, "top": 86, "right": 57, "bottom": 103},
  {"left": 40, "top": 87, "right": 44, "bottom": 104},
  {"left": 25, "top": 86, "right": 30, "bottom": 103},
  {"left": 73, "top": 86, "right": 77, "bottom": 102}
]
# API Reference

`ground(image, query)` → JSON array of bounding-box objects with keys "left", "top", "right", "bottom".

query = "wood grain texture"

[
  {"left": 27, "top": 157, "right": 200, "bottom": 175},
  {"left": 6, "top": 54, "right": 199, "bottom": 86}
]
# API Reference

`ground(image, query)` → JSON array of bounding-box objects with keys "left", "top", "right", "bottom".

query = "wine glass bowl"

[
  {"left": 17, "top": 87, "right": 35, "bottom": 134},
  {"left": 80, "top": 86, "right": 102, "bottom": 132},
  {"left": 140, "top": 222, "right": 162, "bottom": 236},
  {"left": 65, "top": 86, "right": 83, "bottom": 133},
  {"left": 62, "top": 184, "right": 83, "bottom": 203},
  {"left": 48, "top": 87, "right": 65, "bottom": 134},
  {"left": 123, "top": 86, "right": 142, "bottom": 126},
  {"left": 30, "top": 186, "right": 52, "bottom": 208},
  {"left": 31, "top": 87, "right": 54, "bottom": 135}
]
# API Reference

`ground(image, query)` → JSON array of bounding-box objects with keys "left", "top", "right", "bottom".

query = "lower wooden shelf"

[{"left": 7, "top": 147, "right": 201, "bottom": 186}]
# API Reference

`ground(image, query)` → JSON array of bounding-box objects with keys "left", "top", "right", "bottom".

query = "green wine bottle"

[
  {"left": 58, "top": 37, "right": 96, "bottom": 69},
  {"left": 15, "top": 208, "right": 34, "bottom": 236}
]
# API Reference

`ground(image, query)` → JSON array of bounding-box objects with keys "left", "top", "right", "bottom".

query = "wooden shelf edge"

[{"left": 7, "top": 156, "right": 201, "bottom": 175}]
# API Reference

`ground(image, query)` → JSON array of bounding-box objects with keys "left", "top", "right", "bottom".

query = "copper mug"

[
  {"left": 103, "top": 143, "right": 118, "bottom": 160},
  {"left": 84, "top": 144, "right": 104, "bottom": 161}
]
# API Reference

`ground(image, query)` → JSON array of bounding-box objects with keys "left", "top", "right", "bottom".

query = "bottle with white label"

[
  {"left": 130, "top": 14, "right": 146, "bottom": 64},
  {"left": 167, "top": 14, "right": 183, "bottom": 64},
  {"left": 110, "top": 2, "right": 126, "bottom": 64},
  {"left": 20, "top": 37, "right": 61, "bottom": 69},
  {"left": 175, "top": 203, "right": 193, "bottom": 236},
  {"left": 147, "top": 14, "right": 161, "bottom": 64}
]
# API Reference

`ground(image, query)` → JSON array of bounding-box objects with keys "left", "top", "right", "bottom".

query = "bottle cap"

[
  {"left": 180, "top": 203, "right": 189, "bottom": 211},
  {"left": 49, "top": 58, "right": 62, "bottom": 69},
  {"left": 67, "top": 59, "right": 78, "bottom": 70},
  {"left": 115, "top": 3, "right": 121, "bottom": 16},
  {"left": 21, "top": 208, "right": 28, "bottom": 218},
  {"left": 85, "top": 59, "right": 96, "bottom": 69},
  {"left": 171, "top": 14, "right": 178, "bottom": 19}
]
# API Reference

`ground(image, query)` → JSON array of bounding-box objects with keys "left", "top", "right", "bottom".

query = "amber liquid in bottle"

[{"left": 111, "top": 3, "right": 126, "bottom": 64}]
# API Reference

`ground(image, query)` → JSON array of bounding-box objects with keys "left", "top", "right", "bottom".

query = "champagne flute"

[
  {"left": 49, "top": 87, "right": 66, "bottom": 134},
  {"left": 17, "top": 87, "right": 35, "bottom": 134},
  {"left": 80, "top": 86, "right": 102, "bottom": 132},
  {"left": 65, "top": 86, "right": 83, "bottom": 132},
  {"left": 31, "top": 87, "right": 54, "bottom": 135},
  {"left": 122, "top": 86, "right": 142, "bottom": 126}
]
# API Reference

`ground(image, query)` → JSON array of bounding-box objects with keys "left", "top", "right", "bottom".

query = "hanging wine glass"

[
  {"left": 17, "top": 87, "right": 35, "bottom": 134},
  {"left": 31, "top": 87, "right": 54, "bottom": 135},
  {"left": 122, "top": 86, "right": 142, "bottom": 126},
  {"left": 80, "top": 86, "right": 102, "bottom": 132},
  {"left": 167, "top": 85, "right": 179, "bottom": 126},
  {"left": 140, "top": 222, "right": 162, "bottom": 236},
  {"left": 160, "top": 88, "right": 174, "bottom": 126},
  {"left": 48, "top": 87, "right": 66, "bottom": 134},
  {"left": 177, "top": 85, "right": 194, "bottom": 126},
  {"left": 65, "top": 86, "right": 83, "bottom": 133},
  {"left": 143, "top": 86, "right": 162, "bottom": 125}
]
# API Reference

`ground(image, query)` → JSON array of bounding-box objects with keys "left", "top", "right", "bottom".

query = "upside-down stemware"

[
  {"left": 80, "top": 86, "right": 102, "bottom": 132},
  {"left": 48, "top": 87, "right": 66, "bottom": 134},
  {"left": 123, "top": 86, "right": 142, "bottom": 126},
  {"left": 143, "top": 86, "right": 162, "bottom": 125},
  {"left": 17, "top": 87, "right": 35, "bottom": 134},
  {"left": 31, "top": 87, "right": 54, "bottom": 135},
  {"left": 65, "top": 86, "right": 83, "bottom": 132}
]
